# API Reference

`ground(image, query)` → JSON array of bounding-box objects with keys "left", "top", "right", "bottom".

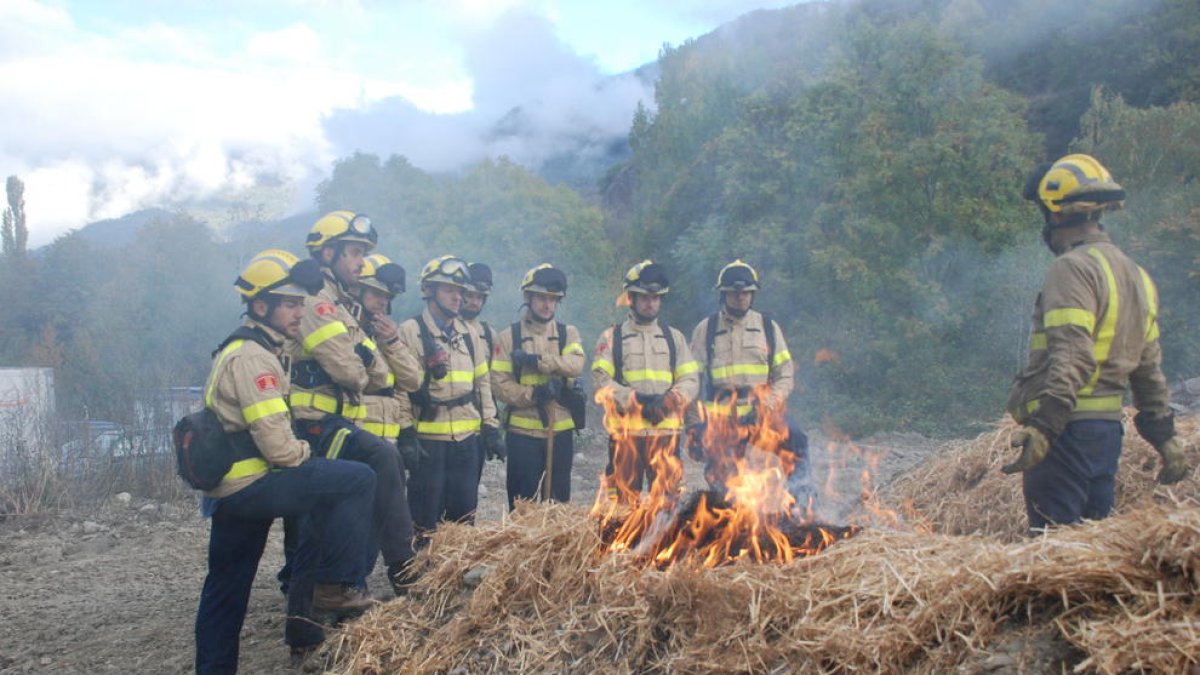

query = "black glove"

[
  {"left": 354, "top": 342, "right": 376, "bottom": 368},
  {"left": 737, "top": 403, "right": 759, "bottom": 427},
  {"left": 425, "top": 345, "right": 450, "bottom": 380},
  {"left": 482, "top": 426, "right": 506, "bottom": 462},
  {"left": 396, "top": 427, "right": 427, "bottom": 472},
  {"left": 533, "top": 379, "right": 563, "bottom": 405},
  {"left": 686, "top": 425, "right": 706, "bottom": 461},
  {"left": 510, "top": 349, "right": 540, "bottom": 371},
  {"left": 637, "top": 393, "right": 669, "bottom": 426}
]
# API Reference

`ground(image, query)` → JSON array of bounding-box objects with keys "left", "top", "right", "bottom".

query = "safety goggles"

[
  {"left": 347, "top": 214, "right": 372, "bottom": 234},
  {"left": 435, "top": 257, "right": 471, "bottom": 284}
]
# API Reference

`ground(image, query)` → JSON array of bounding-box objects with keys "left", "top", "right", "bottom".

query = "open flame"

[{"left": 591, "top": 385, "right": 859, "bottom": 568}]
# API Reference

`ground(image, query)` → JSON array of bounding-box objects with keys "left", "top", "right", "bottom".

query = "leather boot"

[
  {"left": 387, "top": 559, "right": 419, "bottom": 597},
  {"left": 313, "top": 583, "right": 377, "bottom": 616}
]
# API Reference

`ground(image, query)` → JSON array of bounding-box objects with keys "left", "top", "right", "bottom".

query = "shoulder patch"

[
  {"left": 255, "top": 372, "right": 279, "bottom": 392},
  {"left": 315, "top": 302, "right": 336, "bottom": 317}
]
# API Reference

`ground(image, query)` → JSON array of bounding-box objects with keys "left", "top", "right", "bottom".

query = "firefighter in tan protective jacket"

[
  {"left": 591, "top": 260, "right": 700, "bottom": 502},
  {"left": 397, "top": 255, "right": 501, "bottom": 537},
  {"left": 1003, "top": 154, "right": 1192, "bottom": 533},
  {"left": 195, "top": 249, "right": 375, "bottom": 673},
  {"left": 686, "top": 260, "right": 811, "bottom": 503},
  {"left": 492, "top": 264, "right": 587, "bottom": 507}
]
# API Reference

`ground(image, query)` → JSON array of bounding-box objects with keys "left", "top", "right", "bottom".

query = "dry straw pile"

[{"left": 330, "top": 413, "right": 1199, "bottom": 674}]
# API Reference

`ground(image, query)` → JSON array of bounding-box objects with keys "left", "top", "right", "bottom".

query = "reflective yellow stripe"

[
  {"left": 362, "top": 422, "right": 401, "bottom": 438},
  {"left": 1080, "top": 248, "right": 1118, "bottom": 396},
  {"left": 326, "top": 428, "right": 352, "bottom": 459},
  {"left": 288, "top": 392, "right": 366, "bottom": 420},
  {"left": 1074, "top": 395, "right": 1122, "bottom": 412},
  {"left": 1025, "top": 399, "right": 1040, "bottom": 415},
  {"left": 623, "top": 369, "right": 673, "bottom": 383},
  {"left": 703, "top": 401, "right": 754, "bottom": 416},
  {"left": 205, "top": 340, "right": 245, "bottom": 407},
  {"left": 416, "top": 418, "right": 482, "bottom": 435},
  {"left": 362, "top": 338, "right": 377, "bottom": 351},
  {"left": 224, "top": 457, "right": 268, "bottom": 480},
  {"left": 772, "top": 350, "right": 792, "bottom": 367},
  {"left": 492, "top": 359, "right": 513, "bottom": 373},
  {"left": 1044, "top": 308, "right": 1096, "bottom": 332},
  {"left": 1030, "top": 332, "right": 1046, "bottom": 351},
  {"left": 674, "top": 360, "right": 700, "bottom": 377},
  {"left": 519, "top": 373, "right": 549, "bottom": 386},
  {"left": 242, "top": 397, "right": 288, "bottom": 424},
  {"left": 561, "top": 342, "right": 584, "bottom": 356},
  {"left": 444, "top": 370, "right": 475, "bottom": 384},
  {"left": 593, "top": 359, "right": 615, "bottom": 376},
  {"left": 1139, "top": 267, "right": 1159, "bottom": 342},
  {"left": 609, "top": 415, "right": 684, "bottom": 431},
  {"left": 386, "top": 372, "right": 395, "bottom": 386},
  {"left": 710, "top": 363, "right": 770, "bottom": 379},
  {"left": 302, "top": 321, "right": 348, "bottom": 354},
  {"left": 474, "top": 361, "right": 489, "bottom": 378},
  {"left": 509, "top": 414, "right": 575, "bottom": 432}
]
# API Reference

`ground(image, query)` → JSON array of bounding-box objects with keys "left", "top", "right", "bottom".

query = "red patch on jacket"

[
  {"left": 596, "top": 341, "right": 609, "bottom": 355},
  {"left": 315, "top": 302, "right": 336, "bottom": 317},
  {"left": 255, "top": 373, "right": 279, "bottom": 392}
]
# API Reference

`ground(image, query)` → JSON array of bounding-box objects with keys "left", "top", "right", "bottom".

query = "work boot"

[
  {"left": 387, "top": 559, "right": 420, "bottom": 597},
  {"left": 313, "top": 583, "right": 377, "bottom": 617}
]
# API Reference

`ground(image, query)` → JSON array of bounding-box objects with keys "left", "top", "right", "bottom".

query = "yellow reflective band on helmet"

[
  {"left": 1139, "top": 267, "right": 1159, "bottom": 342},
  {"left": 443, "top": 370, "right": 476, "bottom": 384},
  {"left": 416, "top": 418, "right": 482, "bottom": 435},
  {"left": 1030, "top": 332, "right": 1047, "bottom": 351},
  {"left": 242, "top": 397, "right": 289, "bottom": 424},
  {"left": 509, "top": 414, "right": 575, "bottom": 432},
  {"left": 561, "top": 342, "right": 584, "bottom": 356},
  {"left": 361, "top": 422, "right": 400, "bottom": 438},
  {"left": 710, "top": 363, "right": 770, "bottom": 379},
  {"left": 703, "top": 401, "right": 754, "bottom": 417},
  {"left": 772, "top": 350, "right": 792, "bottom": 367},
  {"left": 325, "top": 428, "right": 352, "bottom": 459},
  {"left": 1074, "top": 395, "right": 1123, "bottom": 412},
  {"left": 474, "top": 361, "right": 489, "bottom": 378},
  {"left": 223, "top": 457, "right": 268, "bottom": 481},
  {"left": 1079, "top": 248, "right": 1119, "bottom": 397},
  {"left": 1043, "top": 308, "right": 1095, "bottom": 332},
  {"left": 593, "top": 359, "right": 615, "bottom": 376},
  {"left": 674, "top": 361, "right": 700, "bottom": 378},
  {"left": 519, "top": 373, "right": 549, "bottom": 386},
  {"left": 623, "top": 369, "right": 674, "bottom": 384},
  {"left": 362, "top": 338, "right": 377, "bottom": 351},
  {"left": 302, "top": 321, "right": 348, "bottom": 354},
  {"left": 205, "top": 340, "right": 246, "bottom": 407},
  {"left": 288, "top": 392, "right": 366, "bottom": 420},
  {"left": 492, "top": 359, "right": 513, "bottom": 373},
  {"left": 386, "top": 372, "right": 395, "bottom": 386}
]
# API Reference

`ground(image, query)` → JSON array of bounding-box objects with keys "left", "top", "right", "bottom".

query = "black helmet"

[
  {"left": 467, "top": 262, "right": 493, "bottom": 295},
  {"left": 715, "top": 260, "right": 760, "bottom": 291},
  {"left": 623, "top": 260, "right": 669, "bottom": 295},
  {"left": 521, "top": 263, "right": 568, "bottom": 297}
]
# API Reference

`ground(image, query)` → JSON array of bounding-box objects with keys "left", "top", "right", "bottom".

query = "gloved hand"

[
  {"left": 354, "top": 342, "right": 376, "bottom": 368},
  {"left": 686, "top": 425, "right": 706, "bottom": 462},
  {"left": 396, "top": 427, "right": 427, "bottom": 473},
  {"left": 425, "top": 345, "right": 450, "bottom": 380},
  {"left": 637, "top": 393, "right": 670, "bottom": 426},
  {"left": 510, "top": 349, "right": 540, "bottom": 371},
  {"left": 533, "top": 378, "right": 563, "bottom": 405},
  {"left": 1001, "top": 426, "right": 1052, "bottom": 474},
  {"left": 1154, "top": 437, "right": 1190, "bottom": 485},
  {"left": 482, "top": 426, "right": 506, "bottom": 462},
  {"left": 737, "top": 403, "right": 759, "bottom": 427}
]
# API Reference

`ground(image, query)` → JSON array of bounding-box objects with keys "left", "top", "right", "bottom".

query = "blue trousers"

[
  {"left": 506, "top": 430, "right": 574, "bottom": 508},
  {"left": 1023, "top": 419, "right": 1123, "bottom": 532},
  {"left": 194, "top": 458, "right": 375, "bottom": 675},
  {"left": 408, "top": 436, "right": 482, "bottom": 538}
]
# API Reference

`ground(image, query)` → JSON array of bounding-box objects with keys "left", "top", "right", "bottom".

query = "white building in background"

[{"left": 0, "top": 367, "right": 55, "bottom": 459}]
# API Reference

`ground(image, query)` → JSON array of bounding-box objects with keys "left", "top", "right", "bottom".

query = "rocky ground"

[{"left": 0, "top": 425, "right": 933, "bottom": 674}]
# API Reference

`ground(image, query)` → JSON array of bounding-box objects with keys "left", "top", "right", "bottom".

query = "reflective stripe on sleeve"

[
  {"left": 362, "top": 338, "right": 377, "bottom": 351},
  {"left": 492, "top": 359, "right": 513, "bottom": 373},
  {"left": 1043, "top": 308, "right": 1096, "bottom": 332},
  {"left": 561, "top": 342, "right": 585, "bottom": 356},
  {"left": 519, "top": 373, "right": 549, "bottom": 386},
  {"left": 242, "top": 397, "right": 289, "bottom": 424},
  {"left": 302, "top": 321, "right": 349, "bottom": 354},
  {"left": 772, "top": 350, "right": 792, "bottom": 367},
  {"left": 674, "top": 360, "right": 700, "bottom": 377},
  {"left": 204, "top": 340, "right": 245, "bottom": 407},
  {"left": 474, "top": 361, "right": 489, "bottom": 378},
  {"left": 1030, "top": 332, "right": 1046, "bottom": 351},
  {"left": 593, "top": 359, "right": 615, "bottom": 376},
  {"left": 1138, "top": 266, "right": 1159, "bottom": 342}
]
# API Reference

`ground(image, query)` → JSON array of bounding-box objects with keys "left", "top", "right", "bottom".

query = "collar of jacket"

[
  {"left": 1066, "top": 230, "right": 1112, "bottom": 253},
  {"left": 240, "top": 317, "right": 286, "bottom": 352},
  {"left": 521, "top": 312, "right": 555, "bottom": 335},
  {"left": 720, "top": 307, "right": 755, "bottom": 327},
  {"left": 624, "top": 314, "right": 662, "bottom": 333},
  {"left": 422, "top": 306, "right": 465, "bottom": 339},
  {"left": 321, "top": 268, "right": 353, "bottom": 302}
]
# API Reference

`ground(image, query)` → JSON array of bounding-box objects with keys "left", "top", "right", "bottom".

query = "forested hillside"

[{"left": 2, "top": 0, "right": 1196, "bottom": 437}]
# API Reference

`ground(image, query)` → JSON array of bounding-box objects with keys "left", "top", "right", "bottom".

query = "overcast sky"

[{"left": 0, "top": 0, "right": 795, "bottom": 246}]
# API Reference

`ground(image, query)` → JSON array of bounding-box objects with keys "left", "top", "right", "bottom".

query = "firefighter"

[
  {"left": 287, "top": 211, "right": 417, "bottom": 595},
  {"left": 398, "top": 255, "right": 502, "bottom": 538},
  {"left": 491, "top": 264, "right": 587, "bottom": 507},
  {"left": 686, "top": 261, "right": 811, "bottom": 505},
  {"left": 591, "top": 260, "right": 700, "bottom": 500},
  {"left": 462, "top": 261, "right": 505, "bottom": 467},
  {"left": 195, "top": 249, "right": 375, "bottom": 674},
  {"left": 1003, "top": 154, "right": 1191, "bottom": 533}
]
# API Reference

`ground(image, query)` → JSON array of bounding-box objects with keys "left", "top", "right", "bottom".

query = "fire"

[
  {"left": 813, "top": 348, "right": 840, "bottom": 365},
  {"left": 591, "top": 385, "right": 858, "bottom": 568}
]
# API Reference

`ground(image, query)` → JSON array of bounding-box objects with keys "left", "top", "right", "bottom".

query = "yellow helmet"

[
  {"left": 359, "top": 253, "right": 406, "bottom": 297},
  {"left": 521, "top": 263, "right": 567, "bottom": 297},
  {"left": 419, "top": 255, "right": 472, "bottom": 292},
  {"left": 305, "top": 210, "right": 377, "bottom": 253},
  {"left": 623, "top": 259, "right": 669, "bottom": 295},
  {"left": 716, "top": 260, "right": 760, "bottom": 291},
  {"left": 1033, "top": 154, "right": 1126, "bottom": 215},
  {"left": 235, "top": 249, "right": 308, "bottom": 302}
]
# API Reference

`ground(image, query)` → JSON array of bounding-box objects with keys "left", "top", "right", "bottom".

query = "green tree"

[{"left": 3, "top": 175, "right": 28, "bottom": 258}]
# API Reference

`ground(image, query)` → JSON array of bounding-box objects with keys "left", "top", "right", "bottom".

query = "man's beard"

[{"left": 460, "top": 307, "right": 480, "bottom": 320}]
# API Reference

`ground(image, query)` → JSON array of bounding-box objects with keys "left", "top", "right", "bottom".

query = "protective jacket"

[
  {"left": 397, "top": 307, "right": 498, "bottom": 442},
  {"left": 358, "top": 311, "right": 423, "bottom": 441},
  {"left": 591, "top": 315, "right": 700, "bottom": 436},
  {"left": 1007, "top": 231, "right": 1171, "bottom": 438},
  {"left": 492, "top": 312, "right": 586, "bottom": 438},
  {"left": 204, "top": 319, "right": 309, "bottom": 498},
  {"left": 687, "top": 308, "right": 794, "bottom": 425},
  {"left": 288, "top": 271, "right": 391, "bottom": 423}
]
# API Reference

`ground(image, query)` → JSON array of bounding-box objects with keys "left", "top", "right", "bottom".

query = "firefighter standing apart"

[
  {"left": 591, "top": 261, "right": 699, "bottom": 500},
  {"left": 492, "top": 264, "right": 587, "bottom": 507},
  {"left": 686, "top": 261, "right": 812, "bottom": 504},
  {"left": 398, "top": 256, "right": 501, "bottom": 538},
  {"left": 1003, "top": 154, "right": 1192, "bottom": 533},
  {"left": 195, "top": 250, "right": 375, "bottom": 674},
  {"left": 287, "top": 211, "right": 417, "bottom": 595}
]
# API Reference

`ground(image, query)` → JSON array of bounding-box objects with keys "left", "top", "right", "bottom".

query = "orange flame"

[{"left": 813, "top": 348, "right": 840, "bottom": 365}]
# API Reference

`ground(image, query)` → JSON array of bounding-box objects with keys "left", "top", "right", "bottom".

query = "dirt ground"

[{"left": 0, "top": 425, "right": 931, "bottom": 674}]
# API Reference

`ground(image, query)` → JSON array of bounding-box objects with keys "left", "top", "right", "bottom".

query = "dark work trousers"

[
  {"left": 1023, "top": 419, "right": 1123, "bottom": 533},
  {"left": 506, "top": 430, "right": 574, "bottom": 508},
  {"left": 194, "top": 458, "right": 374, "bottom": 675},
  {"left": 605, "top": 433, "right": 681, "bottom": 495},
  {"left": 408, "top": 435, "right": 482, "bottom": 540}
]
